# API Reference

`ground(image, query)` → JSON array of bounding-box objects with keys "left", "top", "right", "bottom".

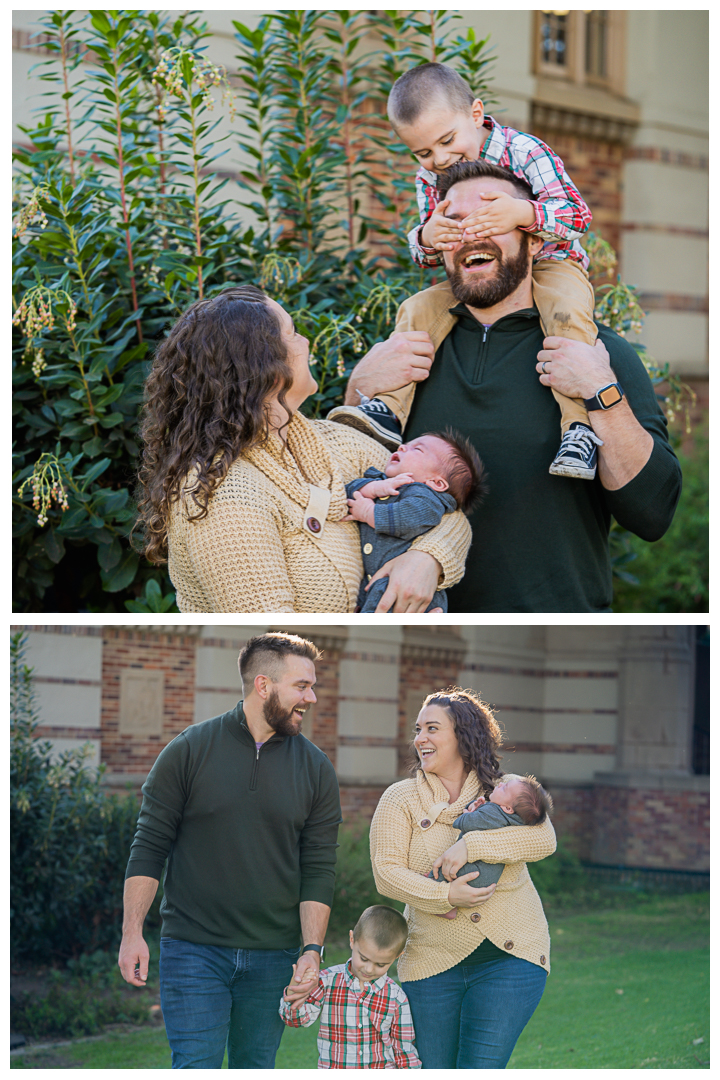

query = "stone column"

[{"left": 591, "top": 626, "right": 708, "bottom": 871}]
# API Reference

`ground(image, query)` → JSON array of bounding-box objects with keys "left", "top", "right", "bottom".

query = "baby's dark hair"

[
  {"left": 353, "top": 905, "right": 408, "bottom": 953},
  {"left": 512, "top": 775, "right": 554, "bottom": 825},
  {"left": 388, "top": 62, "right": 475, "bottom": 129},
  {"left": 426, "top": 427, "right": 488, "bottom": 513}
]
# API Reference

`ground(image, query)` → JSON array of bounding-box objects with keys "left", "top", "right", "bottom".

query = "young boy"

[
  {"left": 429, "top": 773, "right": 553, "bottom": 918},
  {"left": 344, "top": 428, "right": 486, "bottom": 612},
  {"left": 329, "top": 62, "right": 602, "bottom": 480},
  {"left": 279, "top": 905, "right": 421, "bottom": 1069}
]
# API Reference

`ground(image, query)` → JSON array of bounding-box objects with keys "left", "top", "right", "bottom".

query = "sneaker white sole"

[
  {"left": 549, "top": 462, "right": 596, "bottom": 479},
  {"left": 326, "top": 407, "right": 401, "bottom": 450}
]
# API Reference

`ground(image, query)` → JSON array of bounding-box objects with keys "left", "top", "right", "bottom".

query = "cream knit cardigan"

[
  {"left": 370, "top": 770, "right": 557, "bottom": 983},
  {"left": 168, "top": 414, "right": 471, "bottom": 613}
]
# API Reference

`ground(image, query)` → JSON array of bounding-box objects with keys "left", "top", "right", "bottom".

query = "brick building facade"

[{"left": 13, "top": 624, "right": 709, "bottom": 876}]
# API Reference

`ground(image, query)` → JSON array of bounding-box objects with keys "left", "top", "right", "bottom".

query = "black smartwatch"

[
  {"left": 584, "top": 382, "right": 624, "bottom": 411},
  {"left": 302, "top": 943, "right": 324, "bottom": 960}
]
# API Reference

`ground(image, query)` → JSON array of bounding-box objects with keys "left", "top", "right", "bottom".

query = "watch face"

[{"left": 598, "top": 384, "right": 622, "bottom": 408}]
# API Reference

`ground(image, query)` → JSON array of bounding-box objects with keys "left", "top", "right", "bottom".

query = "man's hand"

[
  {"left": 432, "top": 837, "right": 469, "bottom": 881},
  {"left": 118, "top": 933, "right": 150, "bottom": 987},
  {"left": 536, "top": 336, "right": 615, "bottom": 400},
  {"left": 366, "top": 550, "right": 443, "bottom": 613},
  {"left": 283, "top": 954, "right": 320, "bottom": 1005},
  {"left": 344, "top": 331, "right": 434, "bottom": 403},
  {"left": 421, "top": 199, "right": 463, "bottom": 251},
  {"left": 344, "top": 491, "right": 375, "bottom": 526},
  {"left": 460, "top": 190, "right": 537, "bottom": 239}
]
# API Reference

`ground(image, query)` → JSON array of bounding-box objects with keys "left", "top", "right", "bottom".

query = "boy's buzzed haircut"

[
  {"left": 354, "top": 905, "right": 408, "bottom": 952},
  {"left": 238, "top": 632, "right": 321, "bottom": 690},
  {"left": 513, "top": 775, "right": 554, "bottom": 826},
  {"left": 388, "top": 62, "right": 475, "bottom": 129},
  {"left": 437, "top": 159, "right": 534, "bottom": 202},
  {"left": 426, "top": 427, "right": 489, "bottom": 514}
]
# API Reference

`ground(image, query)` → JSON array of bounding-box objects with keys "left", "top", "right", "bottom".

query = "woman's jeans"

[
  {"left": 402, "top": 954, "right": 547, "bottom": 1069},
  {"left": 159, "top": 937, "right": 300, "bottom": 1069}
]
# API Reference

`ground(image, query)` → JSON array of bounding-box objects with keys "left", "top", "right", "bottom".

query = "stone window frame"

[{"left": 533, "top": 10, "right": 626, "bottom": 95}]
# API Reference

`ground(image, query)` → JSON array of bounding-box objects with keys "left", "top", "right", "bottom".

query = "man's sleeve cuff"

[{"left": 125, "top": 858, "right": 163, "bottom": 881}]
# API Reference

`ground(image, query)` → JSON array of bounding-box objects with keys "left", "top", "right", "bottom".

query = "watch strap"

[{"left": 302, "top": 943, "right": 324, "bottom": 959}]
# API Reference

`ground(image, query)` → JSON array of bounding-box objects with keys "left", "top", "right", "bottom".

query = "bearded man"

[
  {"left": 339, "top": 160, "right": 681, "bottom": 612},
  {"left": 119, "top": 632, "right": 341, "bottom": 1068}
]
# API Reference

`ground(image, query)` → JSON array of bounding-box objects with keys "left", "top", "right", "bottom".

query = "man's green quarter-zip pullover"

[{"left": 125, "top": 702, "right": 342, "bottom": 949}]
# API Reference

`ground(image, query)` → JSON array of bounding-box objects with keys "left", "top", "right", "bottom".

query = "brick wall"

[
  {"left": 547, "top": 784, "right": 596, "bottom": 860},
  {"left": 530, "top": 127, "right": 624, "bottom": 259},
  {"left": 340, "top": 785, "right": 387, "bottom": 824},
  {"left": 310, "top": 647, "right": 341, "bottom": 767},
  {"left": 592, "top": 785, "right": 710, "bottom": 871},
  {"left": 101, "top": 629, "right": 196, "bottom": 776},
  {"left": 397, "top": 653, "right": 464, "bottom": 775}
]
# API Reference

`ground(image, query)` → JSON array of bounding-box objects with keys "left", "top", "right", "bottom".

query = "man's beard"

[
  {"left": 263, "top": 688, "right": 302, "bottom": 737},
  {"left": 445, "top": 232, "right": 531, "bottom": 308}
]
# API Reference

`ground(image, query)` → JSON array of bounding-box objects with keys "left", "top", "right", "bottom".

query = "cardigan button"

[
  {"left": 470, "top": 913, "right": 481, "bottom": 923},
  {"left": 504, "top": 940, "right": 514, "bottom": 950},
  {"left": 420, "top": 818, "right": 431, "bottom": 829},
  {"left": 540, "top": 955, "right": 546, "bottom": 965},
  {"left": 306, "top": 516, "right": 321, "bottom": 534},
  {"left": 363, "top": 542, "right": 373, "bottom": 554}
]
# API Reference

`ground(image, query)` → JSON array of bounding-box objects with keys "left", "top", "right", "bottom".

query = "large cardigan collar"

[
  {"left": 413, "top": 768, "right": 481, "bottom": 827},
  {"left": 245, "top": 412, "right": 349, "bottom": 522}
]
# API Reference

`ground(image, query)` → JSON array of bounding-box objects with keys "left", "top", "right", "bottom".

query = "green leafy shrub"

[
  {"left": 613, "top": 436, "right": 708, "bottom": 612},
  {"left": 328, "top": 822, "right": 403, "bottom": 943},
  {"left": 10, "top": 631, "right": 140, "bottom": 963},
  {"left": 11, "top": 966, "right": 150, "bottom": 1039}
]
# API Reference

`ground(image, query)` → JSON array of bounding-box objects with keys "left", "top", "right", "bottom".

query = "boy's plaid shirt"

[
  {"left": 408, "top": 115, "right": 591, "bottom": 271},
  {"left": 279, "top": 960, "right": 421, "bottom": 1069}
]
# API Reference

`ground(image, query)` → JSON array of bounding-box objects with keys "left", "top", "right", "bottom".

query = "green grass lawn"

[{"left": 12, "top": 894, "right": 708, "bottom": 1070}]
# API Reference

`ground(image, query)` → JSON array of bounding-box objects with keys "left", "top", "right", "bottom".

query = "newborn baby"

[
  {"left": 428, "top": 774, "right": 553, "bottom": 918},
  {"left": 344, "top": 429, "right": 486, "bottom": 612}
]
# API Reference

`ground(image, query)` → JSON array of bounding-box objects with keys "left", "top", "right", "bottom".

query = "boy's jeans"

[
  {"left": 402, "top": 953, "right": 546, "bottom": 1068},
  {"left": 159, "top": 937, "right": 300, "bottom": 1068}
]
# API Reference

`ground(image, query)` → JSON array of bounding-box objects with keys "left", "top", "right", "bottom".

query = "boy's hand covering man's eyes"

[
  {"left": 421, "top": 199, "right": 463, "bottom": 250},
  {"left": 460, "top": 190, "right": 537, "bottom": 238}
]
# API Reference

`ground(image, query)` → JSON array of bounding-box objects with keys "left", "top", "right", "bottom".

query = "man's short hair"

[
  {"left": 426, "top": 427, "right": 489, "bottom": 513},
  {"left": 388, "top": 62, "right": 475, "bottom": 129},
  {"left": 353, "top": 905, "right": 408, "bottom": 952},
  {"left": 437, "top": 159, "right": 534, "bottom": 203},
  {"left": 238, "top": 633, "right": 321, "bottom": 691},
  {"left": 513, "top": 775, "right": 554, "bottom": 825}
]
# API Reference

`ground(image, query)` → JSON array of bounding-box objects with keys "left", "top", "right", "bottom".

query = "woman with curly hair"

[
  {"left": 370, "top": 688, "right": 556, "bottom": 1068},
  {"left": 137, "top": 285, "right": 470, "bottom": 612}
]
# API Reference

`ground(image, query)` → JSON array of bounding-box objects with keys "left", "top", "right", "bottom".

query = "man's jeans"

[
  {"left": 159, "top": 937, "right": 300, "bottom": 1068},
  {"left": 402, "top": 953, "right": 547, "bottom": 1069}
]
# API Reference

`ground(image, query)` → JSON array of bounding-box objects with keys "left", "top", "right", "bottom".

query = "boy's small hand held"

[{"left": 462, "top": 191, "right": 536, "bottom": 238}]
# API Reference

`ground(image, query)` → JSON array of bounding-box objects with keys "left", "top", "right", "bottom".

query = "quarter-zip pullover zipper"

[
  {"left": 472, "top": 324, "right": 490, "bottom": 384},
  {"left": 250, "top": 743, "right": 261, "bottom": 791}
]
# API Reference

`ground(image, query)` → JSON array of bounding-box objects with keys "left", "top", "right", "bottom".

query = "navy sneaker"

[
  {"left": 327, "top": 396, "right": 402, "bottom": 450},
  {"left": 549, "top": 421, "right": 604, "bottom": 479}
]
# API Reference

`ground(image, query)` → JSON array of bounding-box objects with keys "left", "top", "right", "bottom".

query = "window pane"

[
  {"left": 585, "top": 10, "right": 608, "bottom": 79},
  {"left": 540, "top": 11, "right": 568, "bottom": 66}
]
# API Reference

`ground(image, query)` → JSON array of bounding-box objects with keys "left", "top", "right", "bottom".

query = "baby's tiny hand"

[{"left": 464, "top": 796, "right": 486, "bottom": 813}]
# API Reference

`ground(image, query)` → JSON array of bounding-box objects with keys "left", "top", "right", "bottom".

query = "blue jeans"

[
  {"left": 402, "top": 954, "right": 547, "bottom": 1069},
  {"left": 159, "top": 937, "right": 300, "bottom": 1069}
]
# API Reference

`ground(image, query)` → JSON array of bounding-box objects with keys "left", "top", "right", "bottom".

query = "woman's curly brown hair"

[
  {"left": 409, "top": 686, "right": 504, "bottom": 795},
  {"left": 136, "top": 285, "right": 292, "bottom": 564}
]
